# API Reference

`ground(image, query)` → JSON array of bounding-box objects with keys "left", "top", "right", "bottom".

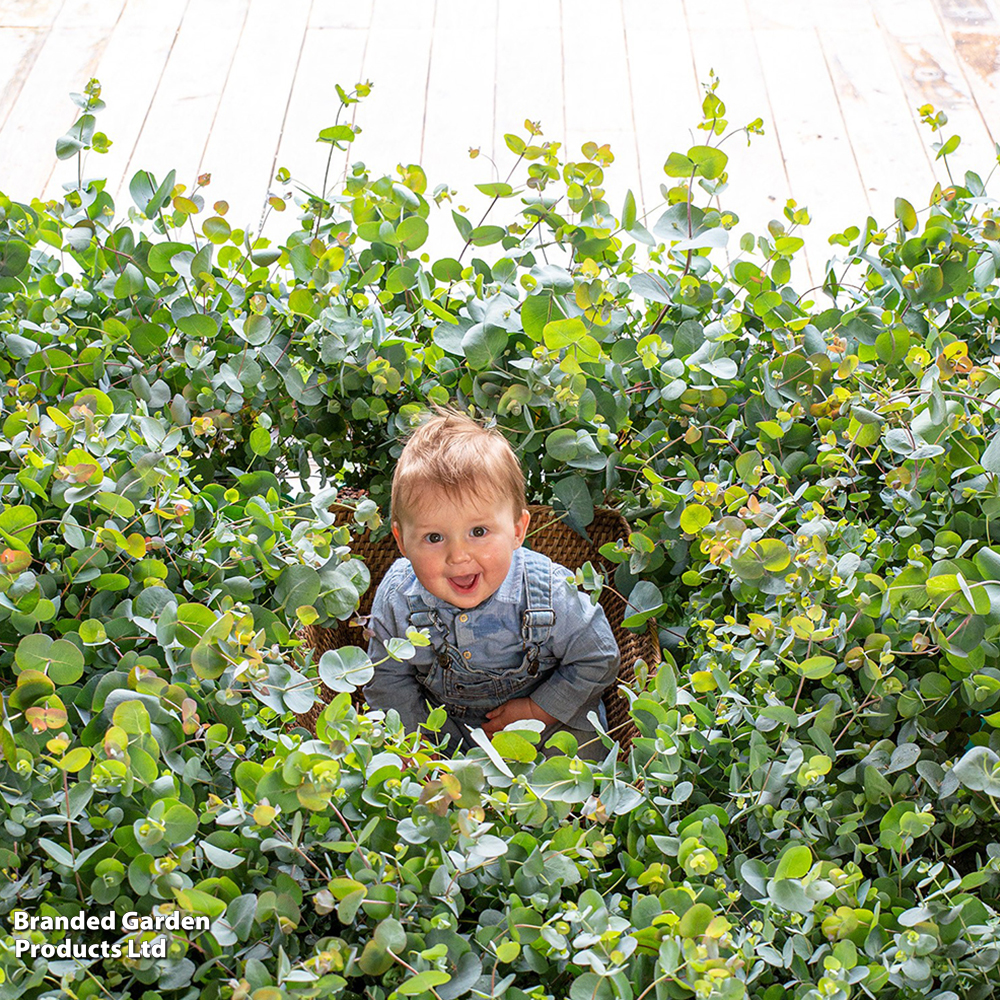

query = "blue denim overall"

[{"left": 403, "top": 547, "right": 555, "bottom": 730}]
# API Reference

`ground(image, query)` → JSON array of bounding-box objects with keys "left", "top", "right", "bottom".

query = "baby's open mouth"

[{"left": 449, "top": 574, "right": 479, "bottom": 592}]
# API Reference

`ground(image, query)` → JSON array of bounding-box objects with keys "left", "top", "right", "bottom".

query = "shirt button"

[
  {"left": 463, "top": 650, "right": 471, "bottom": 659},
  {"left": 459, "top": 614, "right": 468, "bottom": 622}
]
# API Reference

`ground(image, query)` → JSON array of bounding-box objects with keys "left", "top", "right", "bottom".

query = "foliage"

[{"left": 1, "top": 74, "right": 1000, "bottom": 1000}]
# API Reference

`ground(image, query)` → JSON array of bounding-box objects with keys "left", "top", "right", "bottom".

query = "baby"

[{"left": 364, "top": 407, "right": 620, "bottom": 759}]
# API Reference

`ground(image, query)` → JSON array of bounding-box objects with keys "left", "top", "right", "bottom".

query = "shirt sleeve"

[
  {"left": 527, "top": 561, "right": 621, "bottom": 730},
  {"left": 363, "top": 563, "right": 466, "bottom": 751}
]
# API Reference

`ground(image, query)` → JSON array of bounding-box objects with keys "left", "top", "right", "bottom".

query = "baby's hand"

[{"left": 483, "top": 697, "right": 558, "bottom": 737}]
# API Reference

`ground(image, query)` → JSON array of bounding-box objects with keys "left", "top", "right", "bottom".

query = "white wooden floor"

[{"left": 2, "top": 0, "right": 1000, "bottom": 283}]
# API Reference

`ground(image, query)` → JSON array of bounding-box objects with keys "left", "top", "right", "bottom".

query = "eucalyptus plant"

[{"left": 0, "top": 76, "right": 999, "bottom": 1000}]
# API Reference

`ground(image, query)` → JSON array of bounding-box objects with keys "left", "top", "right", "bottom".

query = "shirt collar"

[{"left": 402, "top": 546, "right": 525, "bottom": 610}]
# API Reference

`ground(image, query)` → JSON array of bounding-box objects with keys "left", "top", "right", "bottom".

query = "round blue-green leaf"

[
  {"left": 95, "top": 492, "right": 136, "bottom": 519},
  {"left": 396, "top": 216, "right": 428, "bottom": 251},
  {"left": 775, "top": 844, "right": 812, "bottom": 880},
  {"left": 175, "top": 603, "right": 216, "bottom": 648},
  {"left": 622, "top": 581, "right": 666, "bottom": 628},
  {"left": 529, "top": 755, "right": 594, "bottom": 803},
  {"left": 147, "top": 242, "right": 194, "bottom": 273},
  {"left": 319, "top": 647, "right": 374, "bottom": 692},
  {"left": 275, "top": 565, "right": 321, "bottom": 613},
  {"left": 249, "top": 426, "right": 272, "bottom": 456},
  {"left": 163, "top": 803, "right": 198, "bottom": 845},
  {"left": 431, "top": 257, "right": 463, "bottom": 282},
  {"left": 545, "top": 428, "right": 579, "bottom": 462}
]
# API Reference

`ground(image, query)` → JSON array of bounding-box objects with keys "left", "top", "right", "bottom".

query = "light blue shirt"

[{"left": 364, "top": 546, "right": 620, "bottom": 749}]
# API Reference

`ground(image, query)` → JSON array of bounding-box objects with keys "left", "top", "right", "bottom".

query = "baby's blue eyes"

[{"left": 423, "top": 527, "right": 488, "bottom": 543}]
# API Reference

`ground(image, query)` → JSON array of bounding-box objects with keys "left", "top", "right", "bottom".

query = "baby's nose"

[{"left": 445, "top": 541, "right": 471, "bottom": 563}]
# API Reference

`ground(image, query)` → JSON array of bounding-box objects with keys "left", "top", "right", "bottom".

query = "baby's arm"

[{"left": 483, "top": 697, "right": 556, "bottom": 736}]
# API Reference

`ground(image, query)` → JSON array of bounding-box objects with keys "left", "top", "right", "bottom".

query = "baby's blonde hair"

[{"left": 391, "top": 406, "right": 526, "bottom": 527}]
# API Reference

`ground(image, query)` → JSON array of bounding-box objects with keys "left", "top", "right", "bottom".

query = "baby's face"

[{"left": 392, "top": 490, "right": 530, "bottom": 609}]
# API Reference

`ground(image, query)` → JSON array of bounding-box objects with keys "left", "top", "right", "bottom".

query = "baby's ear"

[
  {"left": 391, "top": 521, "right": 407, "bottom": 556},
  {"left": 514, "top": 508, "right": 530, "bottom": 546}
]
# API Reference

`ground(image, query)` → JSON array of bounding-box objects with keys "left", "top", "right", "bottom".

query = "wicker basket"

[{"left": 294, "top": 504, "right": 659, "bottom": 753}]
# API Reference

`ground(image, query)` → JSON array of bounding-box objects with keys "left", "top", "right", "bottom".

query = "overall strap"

[{"left": 521, "top": 548, "right": 555, "bottom": 651}]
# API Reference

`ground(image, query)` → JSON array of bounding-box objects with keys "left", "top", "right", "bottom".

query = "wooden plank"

[
  {"left": 264, "top": 25, "right": 368, "bottom": 243},
  {"left": 873, "top": 0, "right": 996, "bottom": 169},
  {"left": 420, "top": 4, "right": 498, "bottom": 261},
  {"left": 421, "top": 1, "right": 497, "bottom": 166},
  {"left": 561, "top": 0, "right": 638, "bottom": 219},
  {"left": 684, "top": 0, "right": 751, "bottom": 33},
  {"left": 0, "top": 0, "right": 128, "bottom": 203},
  {"left": 745, "top": 0, "right": 875, "bottom": 32},
  {"left": 752, "top": 26, "right": 871, "bottom": 284},
  {"left": 0, "top": 28, "right": 49, "bottom": 134},
  {"left": 352, "top": 15, "right": 433, "bottom": 178},
  {"left": 623, "top": 0, "right": 700, "bottom": 215},
  {"left": 819, "top": 26, "right": 937, "bottom": 225},
  {"left": 0, "top": 0, "right": 64, "bottom": 28},
  {"left": 63, "top": 0, "right": 187, "bottom": 211},
  {"left": 685, "top": 23, "right": 802, "bottom": 281},
  {"left": 930, "top": 0, "right": 1000, "bottom": 171},
  {"left": 370, "top": 0, "right": 434, "bottom": 32},
  {"left": 199, "top": 0, "right": 311, "bottom": 231},
  {"left": 309, "top": 0, "right": 374, "bottom": 29},
  {"left": 494, "top": 0, "right": 563, "bottom": 146},
  {"left": 123, "top": 0, "right": 249, "bottom": 208}
]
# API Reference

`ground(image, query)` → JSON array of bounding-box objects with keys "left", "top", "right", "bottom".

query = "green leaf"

[
  {"left": 0, "top": 239, "right": 30, "bottom": 278},
  {"left": 201, "top": 842, "right": 244, "bottom": 869},
  {"left": 175, "top": 603, "right": 217, "bottom": 648},
  {"left": 794, "top": 655, "right": 836, "bottom": 679},
  {"left": 432, "top": 257, "right": 463, "bottom": 282},
  {"left": 15, "top": 634, "right": 84, "bottom": 685},
  {"left": 469, "top": 225, "right": 505, "bottom": 246},
  {"left": 622, "top": 581, "right": 666, "bottom": 628},
  {"left": 767, "top": 877, "right": 815, "bottom": 914},
  {"left": 677, "top": 903, "right": 713, "bottom": 937},
  {"left": 95, "top": 492, "right": 136, "bottom": 519},
  {"left": 397, "top": 970, "right": 451, "bottom": 996},
  {"left": 551, "top": 475, "right": 594, "bottom": 528},
  {"left": 249, "top": 426, "right": 272, "bottom": 456},
  {"left": 622, "top": 189, "right": 637, "bottom": 231},
  {"left": 59, "top": 747, "right": 92, "bottom": 772},
  {"left": 875, "top": 326, "right": 910, "bottom": 364},
  {"left": 895, "top": 197, "right": 917, "bottom": 232},
  {"left": 318, "top": 124, "right": 355, "bottom": 143},
  {"left": 664, "top": 151, "right": 695, "bottom": 177},
  {"left": 492, "top": 730, "right": 538, "bottom": 762},
  {"left": 396, "top": 216, "right": 429, "bottom": 251},
  {"left": 680, "top": 504, "right": 711, "bottom": 534},
  {"left": 982, "top": 433, "right": 1000, "bottom": 474},
  {"left": 775, "top": 844, "right": 813, "bottom": 879},
  {"left": 543, "top": 316, "right": 588, "bottom": 349},
  {"left": 275, "top": 565, "right": 321, "bottom": 613},
  {"left": 545, "top": 428, "right": 579, "bottom": 462},
  {"left": 147, "top": 242, "right": 195, "bottom": 273},
  {"left": 688, "top": 144, "right": 728, "bottom": 179},
  {"left": 937, "top": 133, "right": 960, "bottom": 158},
  {"left": 0, "top": 505, "right": 37, "bottom": 548},
  {"left": 112, "top": 699, "right": 151, "bottom": 734},
  {"left": 163, "top": 802, "right": 199, "bottom": 845},
  {"left": 475, "top": 182, "right": 513, "bottom": 197},
  {"left": 374, "top": 916, "right": 407, "bottom": 953},
  {"left": 319, "top": 647, "right": 374, "bottom": 692},
  {"left": 530, "top": 755, "right": 595, "bottom": 803}
]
